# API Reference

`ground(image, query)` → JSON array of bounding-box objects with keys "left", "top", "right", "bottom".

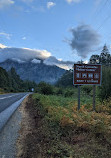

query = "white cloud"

[
  {"left": 83, "top": 60, "right": 88, "bottom": 64},
  {"left": 66, "top": 0, "right": 81, "bottom": 3},
  {"left": 31, "top": 59, "right": 41, "bottom": 64},
  {"left": 0, "top": 0, "right": 14, "bottom": 9},
  {"left": 0, "top": 32, "right": 12, "bottom": 39},
  {"left": 44, "top": 56, "right": 74, "bottom": 70},
  {"left": 47, "top": 2, "right": 56, "bottom": 9},
  {"left": 0, "top": 47, "right": 51, "bottom": 63},
  {"left": 0, "top": 43, "right": 7, "bottom": 48},
  {"left": 22, "top": 37, "right": 26, "bottom": 40},
  {"left": 0, "top": 45, "right": 74, "bottom": 70}
]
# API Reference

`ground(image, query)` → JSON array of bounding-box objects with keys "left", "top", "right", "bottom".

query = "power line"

[
  {"left": 92, "top": 0, "right": 111, "bottom": 31},
  {"left": 94, "top": 0, "right": 109, "bottom": 18},
  {"left": 97, "top": 15, "right": 111, "bottom": 31}
]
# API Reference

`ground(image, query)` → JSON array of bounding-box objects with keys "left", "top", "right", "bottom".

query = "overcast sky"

[{"left": 0, "top": 0, "right": 111, "bottom": 63}]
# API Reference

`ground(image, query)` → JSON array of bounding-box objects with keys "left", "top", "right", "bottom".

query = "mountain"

[{"left": 0, "top": 59, "right": 65, "bottom": 84}]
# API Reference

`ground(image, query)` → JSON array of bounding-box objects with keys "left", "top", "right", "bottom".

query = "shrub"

[
  {"left": 36, "top": 82, "right": 54, "bottom": 95},
  {"left": 97, "top": 66, "right": 111, "bottom": 101},
  {"left": 55, "top": 87, "right": 64, "bottom": 95},
  {"left": 64, "top": 89, "right": 74, "bottom": 97},
  {"left": 81, "top": 85, "right": 92, "bottom": 95}
]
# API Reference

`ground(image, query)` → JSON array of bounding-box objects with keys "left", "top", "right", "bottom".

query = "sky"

[{"left": 0, "top": 0, "right": 111, "bottom": 67}]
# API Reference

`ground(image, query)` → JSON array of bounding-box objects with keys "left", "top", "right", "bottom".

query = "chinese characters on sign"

[{"left": 73, "top": 64, "right": 102, "bottom": 85}]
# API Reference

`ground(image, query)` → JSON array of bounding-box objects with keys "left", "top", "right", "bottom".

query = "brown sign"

[{"left": 73, "top": 64, "right": 102, "bottom": 85}]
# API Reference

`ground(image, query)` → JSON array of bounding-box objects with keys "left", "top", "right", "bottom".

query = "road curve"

[{"left": 0, "top": 93, "right": 29, "bottom": 131}]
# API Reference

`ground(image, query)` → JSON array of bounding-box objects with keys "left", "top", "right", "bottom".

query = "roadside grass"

[
  {"left": 0, "top": 88, "right": 5, "bottom": 94},
  {"left": 32, "top": 93, "right": 111, "bottom": 158}
]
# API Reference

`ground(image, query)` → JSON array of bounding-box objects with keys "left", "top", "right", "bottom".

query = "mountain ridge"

[{"left": 0, "top": 59, "right": 65, "bottom": 84}]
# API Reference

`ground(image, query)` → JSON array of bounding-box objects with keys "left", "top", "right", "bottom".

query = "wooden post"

[
  {"left": 93, "top": 85, "right": 96, "bottom": 111},
  {"left": 78, "top": 85, "right": 80, "bottom": 110}
]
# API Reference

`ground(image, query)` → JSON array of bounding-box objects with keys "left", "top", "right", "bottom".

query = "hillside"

[
  {"left": 0, "top": 67, "right": 37, "bottom": 92},
  {"left": 0, "top": 59, "right": 66, "bottom": 84}
]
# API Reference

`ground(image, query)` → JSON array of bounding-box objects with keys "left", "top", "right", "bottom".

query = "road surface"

[{"left": 0, "top": 92, "right": 29, "bottom": 131}]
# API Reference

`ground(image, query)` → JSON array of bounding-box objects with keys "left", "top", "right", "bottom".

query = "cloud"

[
  {"left": 0, "top": 44, "right": 7, "bottom": 48},
  {"left": 0, "top": 0, "right": 14, "bottom": 9},
  {"left": 47, "top": 2, "right": 56, "bottom": 9},
  {"left": 68, "top": 24, "right": 101, "bottom": 58},
  {"left": 0, "top": 44, "right": 74, "bottom": 70},
  {"left": 44, "top": 56, "right": 74, "bottom": 70},
  {"left": 0, "top": 46, "right": 51, "bottom": 63},
  {"left": 0, "top": 32, "right": 12, "bottom": 39},
  {"left": 22, "top": 37, "right": 26, "bottom": 40},
  {"left": 66, "top": 0, "right": 81, "bottom": 3}
]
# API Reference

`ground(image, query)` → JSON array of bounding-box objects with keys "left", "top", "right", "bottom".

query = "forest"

[{"left": 0, "top": 67, "right": 37, "bottom": 93}]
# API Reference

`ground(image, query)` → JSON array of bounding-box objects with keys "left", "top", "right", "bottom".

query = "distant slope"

[{"left": 0, "top": 59, "right": 65, "bottom": 84}]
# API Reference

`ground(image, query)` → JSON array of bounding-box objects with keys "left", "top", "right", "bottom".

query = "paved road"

[
  {"left": 0, "top": 92, "right": 29, "bottom": 131},
  {"left": 0, "top": 93, "right": 28, "bottom": 113}
]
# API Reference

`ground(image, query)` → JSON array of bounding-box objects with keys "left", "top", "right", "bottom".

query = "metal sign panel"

[{"left": 73, "top": 64, "right": 102, "bottom": 85}]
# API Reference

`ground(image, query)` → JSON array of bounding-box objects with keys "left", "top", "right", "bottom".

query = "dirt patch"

[
  {"left": 16, "top": 95, "right": 39, "bottom": 157},
  {"left": 16, "top": 95, "right": 51, "bottom": 158}
]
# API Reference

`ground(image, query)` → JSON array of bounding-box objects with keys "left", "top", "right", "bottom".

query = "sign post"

[
  {"left": 93, "top": 85, "right": 96, "bottom": 111},
  {"left": 78, "top": 85, "right": 80, "bottom": 110},
  {"left": 73, "top": 64, "right": 102, "bottom": 111}
]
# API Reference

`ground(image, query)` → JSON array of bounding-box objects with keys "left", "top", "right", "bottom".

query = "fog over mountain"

[
  {"left": 0, "top": 44, "right": 74, "bottom": 70},
  {"left": 0, "top": 44, "right": 74, "bottom": 84},
  {"left": 0, "top": 59, "right": 66, "bottom": 84}
]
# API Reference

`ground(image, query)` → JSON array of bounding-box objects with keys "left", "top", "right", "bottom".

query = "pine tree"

[
  {"left": 89, "top": 55, "right": 100, "bottom": 64},
  {"left": 100, "top": 44, "right": 110, "bottom": 65}
]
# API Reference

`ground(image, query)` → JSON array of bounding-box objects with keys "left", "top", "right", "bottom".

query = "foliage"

[
  {"left": 35, "top": 82, "right": 54, "bottom": 95},
  {"left": 0, "top": 67, "right": 37, "bottom": 93},
  {"left": 89, "top": 44, "right": 111, "bottom": 65},
  {"left": 0, "top": 88, "right": 5, "bottom": 94},
  {"left": 56, "top": 70, "right": 73, "bottom": 87},
  {"left": 32, "top": 93, "right": 111, "bottom": 157},
  {"left": 81, "top": 85, "right": 92, "bottom": 95},
  {"left": 97, "top": 66, "right": 111, "bottom": 101},
  {"left": 33, "top": 93, "right": 111, "bottom": 136}
]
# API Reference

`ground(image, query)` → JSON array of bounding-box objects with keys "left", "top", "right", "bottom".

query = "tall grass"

[{"left": 32, "top": 93, "right": 111, "bottom": 137}]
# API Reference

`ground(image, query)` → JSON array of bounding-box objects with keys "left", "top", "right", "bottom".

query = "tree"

[
  {"left": 56, "top": 70, "right": 73, "bottom": 87},
  {"left": 89, "top": 55, "right": 100, "bottom": 64},
  {"left": 99, "top": 44, "right": 111, "bottom": 65}
]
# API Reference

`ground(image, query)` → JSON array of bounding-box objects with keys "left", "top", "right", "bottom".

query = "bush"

[
  {"left": 36, "top": 82, "right": 54, "bottom": 95},
  {"left": 97, "top": 66, "right": 111, "bottom": 101},
  {"left": 55, "top": 87, "right": 64, "bottom": 95},
  {"left": 64, "top": 89, "right": 74, "bottom": 97},
  {"left": 81, "top": 85, "right": 92, "bottom": 95}
]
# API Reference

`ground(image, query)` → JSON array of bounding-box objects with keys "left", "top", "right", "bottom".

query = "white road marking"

[{"left": 0, "top": 94, "right": 20, "bottom": 100}]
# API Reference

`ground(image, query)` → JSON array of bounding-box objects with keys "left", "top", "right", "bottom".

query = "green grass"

[
  {"left": 32, "top": 93, "right": 111, "bottom": 158},
  {"left": 32, "top": 93, "right": 111, "bottom": 134},
  {"left": 0, "top": 88, "right": 5, "bottom": 94}
]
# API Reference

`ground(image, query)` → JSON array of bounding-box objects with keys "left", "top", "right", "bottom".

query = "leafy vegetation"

[
  {"left": 35, "top": 82, "right": 54, "bottom": 95},
  {"left": 32, "top": 93, "right": 111, "bottom": 158},
  {"left": 0, "top": 67, "right": 37, "bottom": 93}
]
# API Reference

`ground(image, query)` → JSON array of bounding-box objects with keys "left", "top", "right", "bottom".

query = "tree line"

[{"left": 0, "top": 67, "right": 37, "bottom": 93}]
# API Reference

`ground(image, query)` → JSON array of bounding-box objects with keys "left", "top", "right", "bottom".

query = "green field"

[{"left": 32, "top": 91, "right": 111, "bottom": 158}]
